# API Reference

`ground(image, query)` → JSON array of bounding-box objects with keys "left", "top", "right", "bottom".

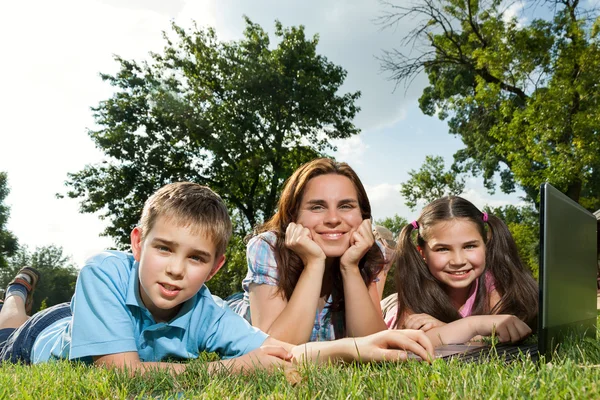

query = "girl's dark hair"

[
  {"left": 254, "top": 158, "right": 383, "bottom": 338},
  {"left": 394, "top": 196, "right": 538, "bottom": 328}
]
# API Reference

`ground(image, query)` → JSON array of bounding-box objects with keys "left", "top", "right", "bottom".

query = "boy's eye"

[
  {"left": 189, "top": 255, "right": 206, "bottom": 263},
  {"left": 157, "top": 245, "right": 171, "bottom": 252}
]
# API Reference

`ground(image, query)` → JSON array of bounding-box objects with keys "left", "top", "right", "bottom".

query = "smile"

[
  {"left": 447, "top": 270, "right": 471, "bottom": 275},
  {"left": 319, "top": 232, "right": 345, "bottom": 240}
]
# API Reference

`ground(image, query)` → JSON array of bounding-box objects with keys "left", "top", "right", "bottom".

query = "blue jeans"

[{"left": 0, "top": 302, "right": 71, "bottom": 364}]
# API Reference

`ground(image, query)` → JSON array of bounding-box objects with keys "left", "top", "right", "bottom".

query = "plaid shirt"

[{"left": 242, "top": 231, "right": 339, "bottom": 341}]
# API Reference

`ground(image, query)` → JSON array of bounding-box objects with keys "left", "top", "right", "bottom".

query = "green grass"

[{"left": 3, "top": 331, "right": 600, "bottom": 399}]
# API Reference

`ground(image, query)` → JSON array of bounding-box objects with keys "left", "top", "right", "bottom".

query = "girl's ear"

[
  {"left": 417, "top": 245, "right": 424, "bottom": 258},
  {"left": 131, "top": 227, "right": 143, "bottom": 262}
]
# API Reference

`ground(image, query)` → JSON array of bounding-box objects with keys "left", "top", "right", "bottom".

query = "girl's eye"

[{"left": 435, "top": 247, "right": 449, "bottom": 252}]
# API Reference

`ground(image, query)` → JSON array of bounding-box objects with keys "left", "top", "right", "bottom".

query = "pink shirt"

[{"left": 383, "top": 272, "right": 496, "bottom": 329}]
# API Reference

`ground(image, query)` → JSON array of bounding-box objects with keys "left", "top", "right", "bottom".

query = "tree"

[
  {"left": 0, "top": 172, "right": 18, "bottom": 273},
  {"left": 484, "top": 204, "right": 540, "bottom": 278},
  {"left": 400, "top": 155, "right": 465, "bottom": 211},
  {"left": 375, "top": 214, "right": 408, "bottom": 239},
  {"left": 63, "top": 17, "right": 361, "bottom": 248},
  {"left": 380, "top": 0, "right": 600, "bottom": 209},
  {"left": 3, "top": 245, "right": 78, "bottom": 313}
]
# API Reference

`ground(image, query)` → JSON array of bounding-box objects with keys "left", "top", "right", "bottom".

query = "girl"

[
  {"left": 385, "top": 196, "right": 538, "bottom": 338},
  {"left": 240, "top": 158, "right": 387, "bottom": 344}
]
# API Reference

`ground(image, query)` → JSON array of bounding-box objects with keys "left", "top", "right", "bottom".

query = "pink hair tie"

[
  {"left": 482, "top": 212, "right": 488, "bottom": 222},
  {"left": 411, "top": 220, "right": 419, "bottom": 229}
]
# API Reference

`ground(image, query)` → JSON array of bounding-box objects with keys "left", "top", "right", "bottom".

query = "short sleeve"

[
  {"left": 69, "top": 254, "right": 138, "bottom": 360},
  {"left": 202, "top": 296, "right": 268, "bottom": 358},
  {"left": 242, "top": 232, "right": 280, "bottom": 292}
]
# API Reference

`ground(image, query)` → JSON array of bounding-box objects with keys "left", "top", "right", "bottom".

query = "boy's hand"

[
  {"left": 353, "top": 329, "right": 434, "bottom": 363},
  {"left": 285, "top": 222, "right": 326, "bottom": 266},
  {"left": 473, "top": 315, "right": 532, "bottom": 343},
  {"left": 228, "top": 345, "right": 293, "bottom": 373},
  {"left": 404, "top": 313, "right": 446, "bottom": 332},
  {"left": 340, "top": 219, "right": 374, "bottom": 269}
]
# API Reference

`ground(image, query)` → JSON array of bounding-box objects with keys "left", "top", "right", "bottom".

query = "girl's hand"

[
  {"left": 473, "top": 315, "right": 532, "bottom": 343},
  {"left": 285, "top": 222, "right": 326, "bottom": 266},
  {"left": 340, "top": 219, "right": 374, "bottom": 269},
  {"left": 404, "top": 313, "right": 446, "bottom": 332}
]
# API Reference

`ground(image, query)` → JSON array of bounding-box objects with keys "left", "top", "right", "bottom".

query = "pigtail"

[
  {"left": 482, "top": 215, "right": 538, "bottom": 328},
  {"left": 394, "top": 222, "right": 461, "bottom": 328}
]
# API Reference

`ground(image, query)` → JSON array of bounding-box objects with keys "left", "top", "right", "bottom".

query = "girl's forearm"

[{"left": 424, "top": 317, "right": 481, "bottom": 347}]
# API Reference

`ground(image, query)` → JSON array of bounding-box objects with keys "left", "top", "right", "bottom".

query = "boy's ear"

[
  {"left": 131, "top": 227, "right": 143, "bottom": 262},
  {"left": 206, "top": 254, "right": 226, "bottom": 281}
]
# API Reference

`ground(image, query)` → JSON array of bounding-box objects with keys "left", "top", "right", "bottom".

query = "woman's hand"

[
  {"left": 340, "top": 219, "right": 374, "bottom": 270},
  {"left": 404, "top": 313, "right": 446, "bottom": 332},
  {"left": 352, "top": 329, "right": 435, "bottom": 363},
  {"left": 285, "top": 222, "right": 326, "bottom": 266}
]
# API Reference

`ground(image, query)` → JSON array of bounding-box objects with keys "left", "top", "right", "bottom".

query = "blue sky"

[{"left": 0, "top": 0, "right": 525, "bottom": 267}]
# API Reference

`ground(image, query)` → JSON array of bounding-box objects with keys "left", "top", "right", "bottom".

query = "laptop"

[{"left": 416, "top": 182, "right": 597, "bottom": 362}]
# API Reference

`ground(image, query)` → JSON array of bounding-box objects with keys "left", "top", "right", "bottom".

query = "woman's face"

[{"left": 295, "top": 174, "right": 364, "bottom": 257}]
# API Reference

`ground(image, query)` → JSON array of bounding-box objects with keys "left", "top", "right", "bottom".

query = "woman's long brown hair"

[
  {"left": 394, "top": 196, "right": 538, "bottom": 329},
  {"left": 253, "top": 158, "right": 383, "bottom": 338}
]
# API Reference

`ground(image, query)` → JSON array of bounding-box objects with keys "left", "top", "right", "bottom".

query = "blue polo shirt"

[{"left": 31, "top": 251, "right": 267, "bottom": 364}]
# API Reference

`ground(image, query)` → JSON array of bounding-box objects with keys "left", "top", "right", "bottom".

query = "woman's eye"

[
  {"left": 339, "top": 203, "right": 354, "bottom": 210},
  {"left": 310, "top": 205, "right": 325, "bottom": 211}
]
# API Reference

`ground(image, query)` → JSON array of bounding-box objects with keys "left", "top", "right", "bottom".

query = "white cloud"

[
  {"left": 365, "top": 182, "right": 418, "bottom": 221},
  {"left": 333, "top": 135, "right": 369, "bottom": 164},
  {"left": 502, "top": 1, "right": 527, "bottom": 27}
]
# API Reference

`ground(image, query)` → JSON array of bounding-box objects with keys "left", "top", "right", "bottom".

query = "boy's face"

[{"left": 131, "top": 215, "right": 225, "bottom": 322}]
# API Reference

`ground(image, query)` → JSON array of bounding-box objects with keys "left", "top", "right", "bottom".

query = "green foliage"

[
  {"left": 205, "top": 233, "right": 248, "bottom": 299},
  {"left": 375, "top": 214, "right": 408, "bottom": 239},
  {"left": 485, "top": 204, "right": 540, "bottom": 278},
  {"left": 3, "top": 245, "right": 78, "bottom": 313},
  {"left": 0, "top": 172, "right": 18, "bottom": 273},
  {"left": 381, "top": 0, "right": 600, "bottom": 209},
  {"left": 400, "top": 155, "right": 465, "bottom": 211},
  {"left": 62, "top": 17, "right": 361, "bottom": 249}
]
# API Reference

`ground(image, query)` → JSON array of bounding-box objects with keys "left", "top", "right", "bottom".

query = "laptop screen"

[{"left": 538, "top": 183, "right": 597, "bottom": 356}]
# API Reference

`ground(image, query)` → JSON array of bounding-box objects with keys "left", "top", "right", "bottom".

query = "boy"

[{"left": 0, "top": 182, "right": 435, "bottom": 373}]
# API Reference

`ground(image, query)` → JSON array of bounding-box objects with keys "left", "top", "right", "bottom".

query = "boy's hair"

[
  {"left": 394, "top": 196, "right": 538, "bottom": 328},
  {"left": 139, "top": 182, "right": 232, "bottom": 256},
  {"left": 255, "top": 158, "right": 383, "bottom": 338}
]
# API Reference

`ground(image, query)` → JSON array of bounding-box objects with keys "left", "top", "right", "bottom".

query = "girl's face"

[
  {"left": 420, "top": 218, "right": 486, "bottom": 304},
  {"left": 296, "top": 174, "right": 364, "bottom": 257}
]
